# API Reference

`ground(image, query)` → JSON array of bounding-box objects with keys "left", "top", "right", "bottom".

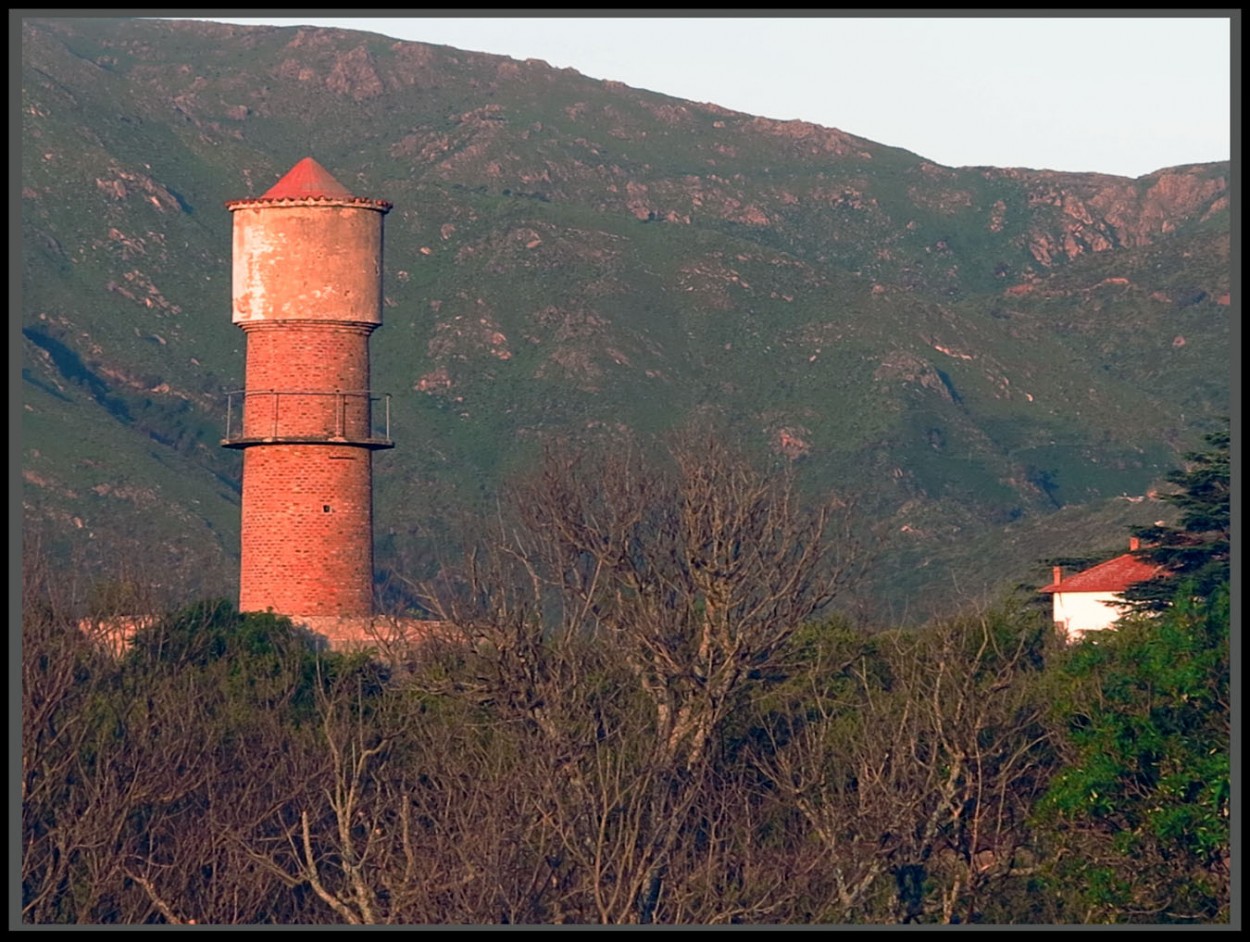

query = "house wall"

[{"left": 1052, "top": 590, "right": 1131, "bottom": 641}]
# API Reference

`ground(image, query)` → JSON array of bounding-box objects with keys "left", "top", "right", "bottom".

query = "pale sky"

[{"left": 169, "top": 13, "right": 1232, "bottom": 179}]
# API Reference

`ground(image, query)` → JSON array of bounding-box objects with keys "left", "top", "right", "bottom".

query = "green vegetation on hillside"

[{"left": 20, "top": 16, "right": 1230, "bottom": 623}]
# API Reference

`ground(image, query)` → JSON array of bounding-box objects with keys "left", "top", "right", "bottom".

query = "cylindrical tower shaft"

[{"left": 224, "top": 158, "right": 393, "bottom": 621}]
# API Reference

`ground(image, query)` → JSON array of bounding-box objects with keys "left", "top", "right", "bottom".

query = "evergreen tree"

[
  {"left": 1034, "top": 584, "right": 1230, "bottom": 922},
  {"left": 1122, "top": 423, "right": 1230, "bottom": 613}
]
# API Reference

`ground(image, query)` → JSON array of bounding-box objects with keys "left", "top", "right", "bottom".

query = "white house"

[{"left": 1040, "top": 538, "right": 1162, "bottom": 643}]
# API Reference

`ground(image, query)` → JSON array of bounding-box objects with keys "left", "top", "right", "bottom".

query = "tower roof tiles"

[{"left": 262, "top": 157, "right": 354, "bottom": 200}]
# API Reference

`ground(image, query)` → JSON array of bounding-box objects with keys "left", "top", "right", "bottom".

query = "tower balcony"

[{"left": 221, "top": 389, "right": 394, "bottom": 449}]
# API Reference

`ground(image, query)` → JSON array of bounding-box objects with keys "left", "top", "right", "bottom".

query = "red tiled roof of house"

[{"left": 1040, "top": 552, "right": 1163, "bottom": 594}]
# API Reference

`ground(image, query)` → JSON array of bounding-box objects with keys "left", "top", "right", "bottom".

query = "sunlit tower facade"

[{"left": 223, "top": 157, "right": 393, "bottom": 628}]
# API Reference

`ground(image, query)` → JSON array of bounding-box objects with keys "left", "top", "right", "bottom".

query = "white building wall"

[{"left": 1053, "top": 591, "right": 1131, "bottom": 642}]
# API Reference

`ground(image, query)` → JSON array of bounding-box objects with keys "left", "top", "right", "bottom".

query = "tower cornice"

[{"left": 226, "top": 195, "right": 393, "bottom": 213}]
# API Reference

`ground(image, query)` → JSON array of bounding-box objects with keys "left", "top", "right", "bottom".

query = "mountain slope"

[{"left": 19, "top": 17, "right": 1231, "bottom": 622}]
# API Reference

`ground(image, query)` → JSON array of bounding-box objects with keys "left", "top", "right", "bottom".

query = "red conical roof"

[
  {"left": 226, "top": 158, "right": 392, "bottom": 212},
  {"left": 261, "top": 157, "right": 354, "bottom": 200}
]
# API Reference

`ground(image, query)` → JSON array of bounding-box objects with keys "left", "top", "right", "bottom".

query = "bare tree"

[
  {"left": 410, "top": 430, "right": 860, "bottom": 923},
  {"left": 512, "top": 432, "right": 857, "bottom": 773},
  {"left": 21, "top": 538, "right": 105, "bottom": 922},
  {"left": 756, "top": 610, "right": 1054, "bottom": 923}
]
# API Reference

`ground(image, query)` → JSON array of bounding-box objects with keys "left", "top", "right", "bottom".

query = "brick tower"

[{"left": 223, "top": 158, "right": 393, "bottom": 638}]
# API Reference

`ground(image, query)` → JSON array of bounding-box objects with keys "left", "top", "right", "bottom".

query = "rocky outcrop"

[
  {"left": 990, "top": 164, "right": 1228, "bottom": 267},
  {"left": 324, "top": 44, "right": 384, "bottom": 100}
]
